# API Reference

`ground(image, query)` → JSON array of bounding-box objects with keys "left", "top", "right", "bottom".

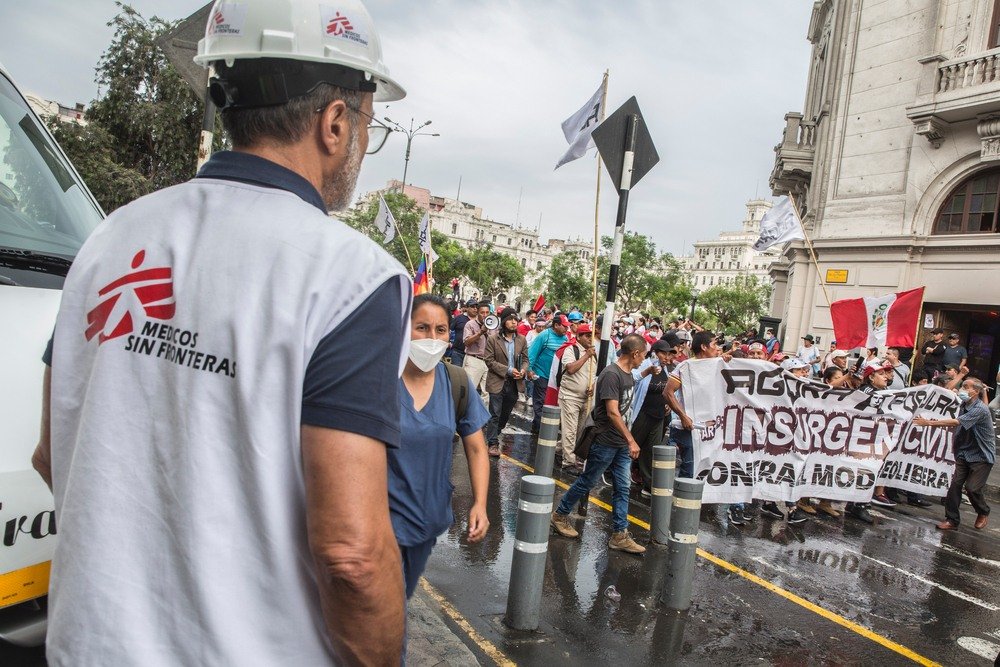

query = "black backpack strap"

[{"left": 443, "top": 361, "right": 469, "bottom": 427}]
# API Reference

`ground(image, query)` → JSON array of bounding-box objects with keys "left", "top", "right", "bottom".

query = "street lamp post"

[
  {"left": 689, "top": 289, "right": 700, "bottom": 322},
  {"left": 384, "top": 117, "right": 439, "bottom": 191}
]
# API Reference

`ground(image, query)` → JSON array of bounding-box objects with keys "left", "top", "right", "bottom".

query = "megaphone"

[{"left": 484, "top": 314, "right": 500, "bottom": 331}]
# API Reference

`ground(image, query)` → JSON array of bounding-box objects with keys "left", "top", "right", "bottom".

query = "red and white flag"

[{"left": 830, "top": 287, "right": 924, "bottom": 350}]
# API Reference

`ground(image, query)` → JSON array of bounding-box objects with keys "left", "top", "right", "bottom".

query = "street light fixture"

[
  {"left": 383, "top": 117, "right": 439, "bottom": 191},
  {"left": 689, "top": 288, "right": 700, "bottom": 322}
]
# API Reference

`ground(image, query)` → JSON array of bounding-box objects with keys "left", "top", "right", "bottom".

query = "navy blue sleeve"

[
  {"left": 457, "top": 373, "right": 490, "bottom": 437},
  {"left": 42, "top": 334, "right": 53, "bottom": 366},
  {"left": 302, "top": 278, "right": 405, "bottom": 447}
]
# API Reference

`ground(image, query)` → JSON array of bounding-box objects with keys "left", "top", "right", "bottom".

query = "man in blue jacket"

[{"left": 527, "top": 313, "right": 569, "bottom": 433}]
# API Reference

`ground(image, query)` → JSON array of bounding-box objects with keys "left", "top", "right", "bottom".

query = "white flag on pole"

[
  {"left": 375, "top": 195, "right": 396, "bottom": 244},
  {"left": 555, "top": 82, "right": 605, "bottom": 170},
  {"left": 752, "top": 196, "right": 804, "bottom": 251},
  {"left": 418, "top": 211, "right": 438, "bottom": 261}
]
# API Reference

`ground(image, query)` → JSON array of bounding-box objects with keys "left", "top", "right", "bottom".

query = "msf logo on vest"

[{"left": 85, "top": 250, "right": 176, "bottom": 344}]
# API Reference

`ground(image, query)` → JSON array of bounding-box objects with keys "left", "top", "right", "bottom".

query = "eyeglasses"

[{"left": 315, "top": 103, "right": 392, "bottom": 155}]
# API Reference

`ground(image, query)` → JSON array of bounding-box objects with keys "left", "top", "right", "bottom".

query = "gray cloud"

[{"left": 2, "top": 0, "right": 813, "bottom": 255}]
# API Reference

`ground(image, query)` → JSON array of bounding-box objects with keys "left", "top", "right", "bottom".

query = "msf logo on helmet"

[
  {"left": 326, "top": 12, "right": 353, "bottom": 36},
  {"left": 85, "top": 250, "right": 176, "bottom": 345}
]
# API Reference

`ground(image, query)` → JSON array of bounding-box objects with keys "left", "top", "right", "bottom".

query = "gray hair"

[
  {"left": 963, "top": 378, "right": 985, "bottom": 394},
  {"left": 221, "top": 83, "right": 362, "bottom": 148}
]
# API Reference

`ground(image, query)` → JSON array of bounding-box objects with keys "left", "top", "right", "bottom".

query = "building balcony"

[
  {"left": 769, "top": 112, "right": 815, "bottom": 199},
  {"left": 907, "top": 49, "right": 1000, "bottom": 152}
]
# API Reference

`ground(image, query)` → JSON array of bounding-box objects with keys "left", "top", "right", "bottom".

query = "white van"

[{"left": 0, "top": 63, "right": 104, "bottom": 646}]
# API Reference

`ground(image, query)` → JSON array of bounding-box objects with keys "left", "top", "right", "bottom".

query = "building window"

[
  {"left": 451, "top": 223, "right": 457, "bottom": 234},
  {"left": 934, "top": 169, "right": 1000, "bottom": 234},
  {"left": 537, "top": 261, "right": 543, "bottom": 270},
  {"left": 507, "top": 238, "right": 512, "bottom": 245},
  {"left": 521, "top": 258, "right": 526, "bottom": 267},
  {"left": 492, "top": 234, "right": 497, "bottom": 243}
]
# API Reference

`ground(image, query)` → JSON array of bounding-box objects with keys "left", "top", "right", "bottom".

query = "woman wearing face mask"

[{"left": 389, "top": 294, "right": 491, "bottom": 599}]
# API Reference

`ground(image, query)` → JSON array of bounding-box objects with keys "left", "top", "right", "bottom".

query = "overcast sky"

[{"left": 1, "top": 1, "right": 813, "bottom": 257}]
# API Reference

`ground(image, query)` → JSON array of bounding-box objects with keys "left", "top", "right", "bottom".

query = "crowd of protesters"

[{"left": 445, "top": 299, "right": 995, "bottom": 542}]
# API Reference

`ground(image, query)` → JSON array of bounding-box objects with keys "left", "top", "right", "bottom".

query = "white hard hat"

[
  {"left": 781, "top": 357, "right": 810, "bottom": 371},
  {"left": 194, "top": 0, "right": 405, "bottom": 104}
]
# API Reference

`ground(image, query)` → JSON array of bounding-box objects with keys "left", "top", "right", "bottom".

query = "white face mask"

[{"left": 408, "top": 338, "right": 449, "bottom": 372}]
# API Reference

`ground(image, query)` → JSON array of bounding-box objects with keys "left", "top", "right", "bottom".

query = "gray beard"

[{"left": 322, "top": 125, "right": 363, "bottom": 212}]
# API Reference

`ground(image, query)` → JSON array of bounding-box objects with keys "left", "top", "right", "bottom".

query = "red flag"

[
  {"left": 532, "top": 294, "right": 545, "bottom": 312},
  {"left": 830, "top": 287, "right": 924, "bottom": 350}
]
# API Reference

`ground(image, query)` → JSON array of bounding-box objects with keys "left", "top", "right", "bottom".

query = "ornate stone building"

[
  {"left": 769, "top": 0, "right": 1000, "bottom": 382},
  {"left": 680, "top": 199, "right": 782, "bottom": 290}
]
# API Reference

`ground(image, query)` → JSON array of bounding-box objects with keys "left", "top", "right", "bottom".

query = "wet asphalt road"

[{"left": 426, "top": 403, "right": 1000, "bottom": 666}]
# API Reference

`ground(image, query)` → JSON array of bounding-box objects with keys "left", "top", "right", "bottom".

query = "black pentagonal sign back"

[{"left": 591, "top": 96, "right": 660, "bottom": 190}]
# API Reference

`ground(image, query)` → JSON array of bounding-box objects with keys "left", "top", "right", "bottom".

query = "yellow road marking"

[
  {"left": 420, "top": 578, "right": 516, "bottom": 667},
  {"left": 500, "top": 454, "right": 941, "bottom": 667}
]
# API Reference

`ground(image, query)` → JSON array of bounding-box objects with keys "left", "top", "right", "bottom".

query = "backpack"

[
  {"left": 555, "top": 344, "right": 583, "bottom": 389},
  {"left": 443, "top": 361, "right": 469, "bottom": 427}
]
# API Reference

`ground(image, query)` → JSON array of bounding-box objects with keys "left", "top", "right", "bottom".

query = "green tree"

[
  {"left": 50, "top": 3, "right": 224, "bottom": 213},
  {"left": 696, "top": 275, "right": 771, "bottom": 335},
  {"left": 342, "top": 191, "right": 425, "bottom": 273},
  {"left": 47, "top": 120, "right": 149, "bottom": 212},
  {"left": 597, "top": 231, "right": 691, "bottom": 313},
  {"left": 429, "top": 230, "right": 468, "bottom": 295},
  {"left": 465, "top": 245, "right": 525, "bottom": 301},
  {"left": 544, "top": 251, "right": 592, "bottom": 309}
]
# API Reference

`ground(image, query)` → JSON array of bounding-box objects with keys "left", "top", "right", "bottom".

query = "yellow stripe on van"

[{"left": 0, "top": 561, "right": 50, "bottom": 609}]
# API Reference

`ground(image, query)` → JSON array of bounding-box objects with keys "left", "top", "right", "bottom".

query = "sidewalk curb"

[{"left": 407, "top": 585, "right": 481, "bottom": 666}]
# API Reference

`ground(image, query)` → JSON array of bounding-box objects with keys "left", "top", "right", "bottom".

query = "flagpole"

[
  {"left": 787, "top": 193, "right": 832, "bottom": 308},
  {"left": 391, "top": 219, "right": 415, "bottom": 275},
  {"left": 909, "top": 290, "right": 926, "bottom": 386},
  {"left": 589, "top": 69, "right": 609, "bottom": 395}
]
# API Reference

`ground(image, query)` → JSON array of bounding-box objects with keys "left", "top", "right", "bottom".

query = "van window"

[{"left": 0, "top": 73, "right": 102, "bottom": 288}]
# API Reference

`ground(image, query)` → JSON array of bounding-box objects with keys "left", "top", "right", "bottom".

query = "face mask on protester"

[
  {"left": 957, "top": 390, "right": 972, "bottom": 403},
  {"left": 408, "top": 338, "right": 449, "bottom": 372}
]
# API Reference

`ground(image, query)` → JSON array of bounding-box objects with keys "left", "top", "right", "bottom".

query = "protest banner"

[{"left": 678, "top": 358, "right": 959, "bottom": 503}]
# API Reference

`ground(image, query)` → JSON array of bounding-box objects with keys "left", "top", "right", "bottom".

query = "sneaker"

[
  {"left": 609, "top": 530, "right": 646, "bottom": 554},
  {"left": 551, "top": 512, "right": 579, "bottom": 538},
  {"left": 727, "top": 506, "right": 746, "bottom": 526},
  {"left": 907, "top": 497, "right": 933, "bottom": 508},
  {"left": 848, "top": 504, "right": 874, "bottom": 524},
  {"left": 760, "top": 502, "right": 784, "bottom": 519},
  {"left": 630, "top": 467, "right": 642, "bottom": 485},
  {"left": 640, "top": 487, "right": 651, "bottom": 499},
  {"left": 816, "top": 500, "right": 841, "bottom": 518},
  {"left": 796, "top": 499, "right": 817, "bottom": 515},
  {"left": 487, "top": 444, "right": 501, "bottom": 457},
  {"left": 601, "top": 472, "right": 612, "bottom": 486},
  {"left": 741, "top": 507, "right": 754, "bottom": 523},
  {"left": 787, "top": 507, "right": 809, "bottom": 524},
  {"left": 870, "top": 494, "right": 897, "bottom": 508}
]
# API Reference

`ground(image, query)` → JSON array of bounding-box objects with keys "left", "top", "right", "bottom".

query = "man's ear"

[{"left": 317, "top": 99, "right": 351, "bottom": 157}]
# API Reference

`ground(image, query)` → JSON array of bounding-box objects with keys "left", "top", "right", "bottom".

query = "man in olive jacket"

[{"left": 484, "top": 307, "right": 529, "bottom": 456}]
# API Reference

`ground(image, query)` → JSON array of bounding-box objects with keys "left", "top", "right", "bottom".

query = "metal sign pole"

[{"left": 597, "top": 114, "right": 638, "bottom": 373}]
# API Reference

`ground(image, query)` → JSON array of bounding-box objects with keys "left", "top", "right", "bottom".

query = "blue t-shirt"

[
  {"left": 528, "top": 328, "right": 568, "bottom": 379},
  {"left": 389, "top": 364, "right": 489, "bottom": 546}
]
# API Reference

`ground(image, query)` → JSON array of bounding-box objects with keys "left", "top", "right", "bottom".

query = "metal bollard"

[
  {"left": 533, "top": 405, "right": 560, "bottom": 478},
  {"left": 660, "top": 477, "right": 704, "bottom": 611},
  {"left": 650, "top": 445, "right": 677, "bottom": 545},
  {"left": 504, "top": 475, "right": 556, "bottom": 630}
]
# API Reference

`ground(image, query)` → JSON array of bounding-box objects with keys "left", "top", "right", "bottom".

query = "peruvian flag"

[{"left": 830, "top": 287, "right": 924, "bottom": 350}]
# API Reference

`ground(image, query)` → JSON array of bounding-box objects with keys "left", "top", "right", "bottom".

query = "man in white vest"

[{"left": 31, "top": 1, "right": 412, "bottom": 664}]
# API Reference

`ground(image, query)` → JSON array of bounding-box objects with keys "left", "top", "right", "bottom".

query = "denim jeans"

[
  {"left": 485, "top": 379, "right": 519, "bottom": 445},
  {"left": 556, "top": 442, "right": 632, "bottom": 532},
  {"left": 449, "top": 349, "right": 465, "bottom": 367},
  {"left": 668, "top": 425, "right": 694, "bottom": 479},
  {"left": 531, "top": 377, "right": 548, "bottom": 432}
]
